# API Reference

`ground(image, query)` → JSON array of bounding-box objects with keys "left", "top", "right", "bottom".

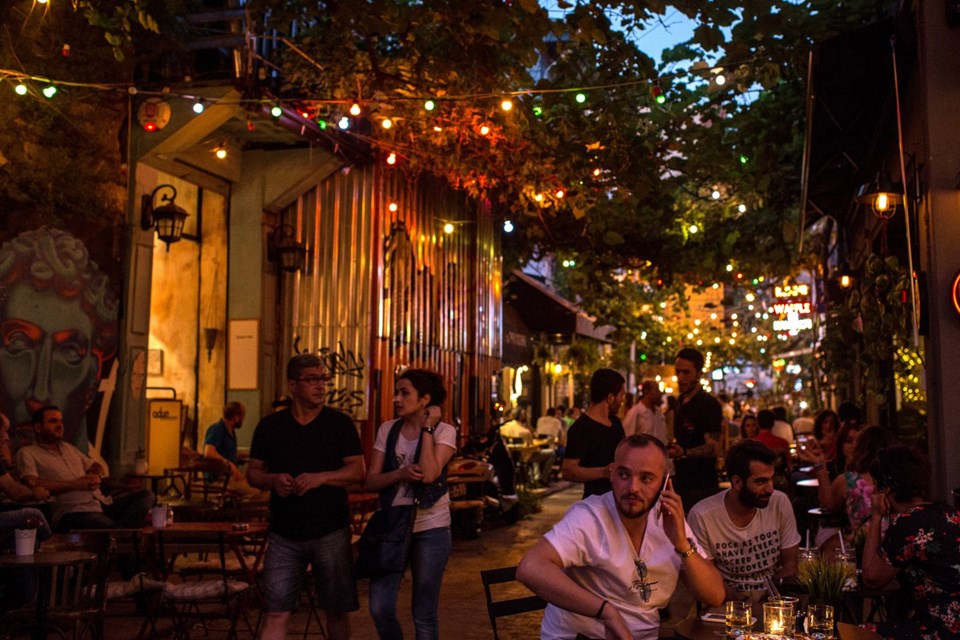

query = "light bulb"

[
  {"left": 42, "top": 85, "right": 57, "bottom": 98},
  {"left": 443, "top": 223, "right": 454, "bottom": 234},
  {"left": 349, "top": 103, "right": 361, "bottom": 116},
  {"left": 503, "top": 220, "right": 514, "bottom": 233},
  {"left": 689, "top": 224, "right": 699, "bottom": 234},
  {"left": 193, "top": 100, "right": 204, "bottom": 114},
  {"left": 555, "top": 189, "right": 564, "bottom": 199},
  {"left": 381, "top": 118, "right": 393, "bottom": 129},
  {"left": 738, "top": 204, "right": 747, "bottom": 213},
  {"left": 388, "top": 202, "right": 398, "bottom": 212},
  {"left": 214, "top": 146, "right": 227, "bottom": 160},
  {"left": 711, "top": 190, "right": 721, "bottom": 200},
  {"left": 874, "top": 192, "right": 890, "bottom": 213},
  {"left": 338, "top": 117, "right": 350, "bottom": 129},
  {"left": 715, "top": 74, "right": 726, "bottom": 86},
  {"left": 386, "top": 153, "right": 397, "bottom": 165},
  {"left": 501, "top": 99, "right": 513, "bottom": 111},
  {"left": 271, "top": 105, "right": 282, "bottom": 118},
  {"left": 479, "top": 125, "right": 490, "bottom": 135},
  {"left": 575, "top": 93, "right": 586, "bottom": 103},
  {"left": 14, "top": 83, "right": 27, "bottom": 96},
  {"left": 424, "top": 99, "right": 435, "bottom": 111}
]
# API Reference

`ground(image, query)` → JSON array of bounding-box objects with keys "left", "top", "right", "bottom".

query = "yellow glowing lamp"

[
  {"left": 479, "top": 125, "right": 490, "bottom": 136},
  {"left": 840, "top": 274, "right": 852, "bottom": 288},
  {"left": 381, "top": 118, "right": 393, "bottom": 129},
  {"left": 214, "top": 146, "right": 227, "bottom": 160},
  {"left": 553, "top": 363, "right": 563, "bottom": 375},
  {"left": 349, "top": 103, "right": 361, "bottom": 116},
  {"left": 388, "top": 202, "right": 398, "bottom": 212},
  {"left": 443, "top": 222, "right": 454, "bottom": 234},
  {"left": 501, "top": 99, "right": 513, "bottom": 112}
]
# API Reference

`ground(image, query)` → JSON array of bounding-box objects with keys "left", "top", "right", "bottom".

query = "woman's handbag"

[{"left": 354, "top": 501, "right": 418, "bottom": 578}]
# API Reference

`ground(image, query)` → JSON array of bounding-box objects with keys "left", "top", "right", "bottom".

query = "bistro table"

[
  {"left": 0, "top": 550, "right": 97, "bottom": 640},
  {"left": 141, "top": 521, "right": 269, "bottom": 579}
]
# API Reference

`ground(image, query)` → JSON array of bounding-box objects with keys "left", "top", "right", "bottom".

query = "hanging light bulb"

[
  {"left": 575, "top": 93, "right": 586, "bottom": 103},
  {"left": 14, "top": 83, "right": 27, "bottom": 96},
  {"left": 381, "top": 118, "right": 393, "bottom": 129},
  {"left": 689, "top": 224, "right": 699, "bottom": 234},
  {"left": 424, "top": 99, "right": 436, "bottom": 111},
  {"left": 503, "top": 220, "right": 514, "bottom": 233},
  {"left": 338, "top": 116, "right": 350, "bottom": 129},
  {"left": 349, "top": 103, "right": 361, "bottom": 116},
  {"left": 443, "top": 222, "right": 454, "bottom": 234},
  {"left": 388, "top": 202, "right": 398, "bottom": 212},
  {"left": 479, "top": 125, "right": 490, "bottom": 136},
  {"left": 42, "top": 85, "right": 57, "bottom": 99},
  {"left": 193, "top": 99, "right": 205, "bottom": 114},
  {"left": 555, "top": 189, "right": 565, "bottom": 199},
  {"left": 214, "top": 145, "right": 228, "bottom": 160},
  {"left": 386, "top": 153, "right": 397, "bottom": 165},
  {"left": 651, "top": 85, "right": 665, "bottom": 104},
  {"left": 500, "top": 99, "right": 513, "bottom": 111},
  {"left": 271, "top": 105, "right": 282, "bottom": 118}
]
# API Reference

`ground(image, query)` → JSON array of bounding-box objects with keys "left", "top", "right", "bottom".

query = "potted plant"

[{"left": 796, "top": 557, "right": 849, "bottom": 605}]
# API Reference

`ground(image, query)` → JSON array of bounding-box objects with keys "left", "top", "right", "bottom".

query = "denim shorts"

[{"left": 260, "top": 527, "right": 359, "bottom": 613}]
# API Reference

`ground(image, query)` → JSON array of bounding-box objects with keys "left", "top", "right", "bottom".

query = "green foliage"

[{"left": 796, "top": 557, "right": 851, "bottom": 604}]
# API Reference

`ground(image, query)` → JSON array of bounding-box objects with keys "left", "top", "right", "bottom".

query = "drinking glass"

[
  {"left": 833, "top": 547, "right": 858, "bottom": 588},
  {"left": 724, "top": 600, "right": 752, "bottom": 638},
  {"left": 807, "top": 604, "right": 835, "bottom": 640}
]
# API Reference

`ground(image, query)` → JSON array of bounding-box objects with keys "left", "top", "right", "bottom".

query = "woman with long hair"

[{"left": 364, "top": 369, "right": 457, "bottom": 640}]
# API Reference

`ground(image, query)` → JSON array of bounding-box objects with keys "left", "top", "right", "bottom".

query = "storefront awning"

[{"left": 504, "top": 269, "right": 614, "bottom": 345}]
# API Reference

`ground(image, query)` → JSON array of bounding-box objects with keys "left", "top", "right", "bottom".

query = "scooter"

[{"left": 447, "top": 434, "right": 520, "bottom": 538}]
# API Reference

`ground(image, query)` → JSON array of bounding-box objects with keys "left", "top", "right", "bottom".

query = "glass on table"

[
  {"left": 806, "top": 603, "right": 835, "bottom": 640},
  {"left": 767, "top": 595, "right": 800, "bottom": 635},
  {"left": 833, "top": 547, "right": 858, "bottom": 588},
  {"left": 763, "top": 600, "right": 795, "bottom": 637},
  {"left": 723, "top": 600, "right": 753, "bottom": 638}
]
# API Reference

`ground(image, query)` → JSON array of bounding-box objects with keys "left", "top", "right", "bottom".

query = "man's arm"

[
  {"left": 778, "top": 545, "right": 799, "bottom": 579},
  {"left": 560, "top": 458, "right": 609, "bottom": 484},
  {"left": 292, "top": 454, "right": 366, "bottom": 496},
  {"left": 661, "top": 479, "right": 725, "bottom": 607},
  {"left": 246, "top": 458, "right": 293, "bottom": 497},
  {"left": 517, "top": 539, "right": 633, "bottom": 640},
  {"left": 203, "top": 444, "right": 242, "bottom": 478},
  {"left": 21, "top": 473, "right": 95, "bottom": 495},
  {"left": 683, "top": 432, "right": 721, "bottom": 458}
]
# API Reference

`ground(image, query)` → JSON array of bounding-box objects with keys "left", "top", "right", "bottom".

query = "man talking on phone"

[{"left": 518, "top": 434, "right": 724, "bottom": 640}]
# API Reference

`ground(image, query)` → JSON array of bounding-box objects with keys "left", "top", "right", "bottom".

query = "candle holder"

[{"left": 763, "top": 601, "right": 794, "bottom": 637}]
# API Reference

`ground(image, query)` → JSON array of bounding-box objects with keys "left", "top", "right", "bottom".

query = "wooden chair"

[
  {"left": 480, "top": 566, "right": 546, "bottom": 640},
  {"left": 153, "top": 529, "right": 253, "bottom": 640},
  {"left": 164, "top": 459, "right": 234, "bottom": 511}
]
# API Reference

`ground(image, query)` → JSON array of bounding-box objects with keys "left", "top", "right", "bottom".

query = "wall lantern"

[
  {"left": 141, "top": 184, "right": 189, "bottom": 250},
  {"left": 856, "top": 172, "right": 903, "bottom": 218},
  {"left": 268, "top": 224, "right": 307, "bottom": 273}
]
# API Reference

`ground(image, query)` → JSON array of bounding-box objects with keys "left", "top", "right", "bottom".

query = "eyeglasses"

[
  {"left": 296, "top": 376, "right": 327, "bottom": 385},
  {"left": 633, "top": 559, "right": 658, "bottom": 603}
]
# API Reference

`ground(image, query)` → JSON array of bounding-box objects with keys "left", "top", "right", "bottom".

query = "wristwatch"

[
  {"left": 422, "top": 425, "right": 437, "bottom": 435},
  {"left": 676, "top": 537, "right": 697, "bottom": 559}
]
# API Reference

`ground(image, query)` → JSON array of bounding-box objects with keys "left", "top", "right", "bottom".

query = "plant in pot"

[{"left": 797, "top": 556, "right": 849, "bottom": 606}]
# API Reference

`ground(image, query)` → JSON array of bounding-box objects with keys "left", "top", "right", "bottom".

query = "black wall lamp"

[
  {"left": 855, "top": 171, "right": 903, "bottom": 218},
  {"left": 141, "top": 184, "right": 189, "bottom": 250},
  {"left": 268, "top": 223, "right": 307, "bottom": 273}
]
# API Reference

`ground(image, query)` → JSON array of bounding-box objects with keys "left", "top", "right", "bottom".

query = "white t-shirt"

[
  {"left": 687, "top": 490, "right": 801, "bottom": 593},
  {"left": 622, "top": 403, "right": 667, "bottom": 444},
  {"left": 16, "top": 442, "right": 104, "bottom": 526},
  {"left": 771, "top": 420, "right": 795, "bottom": 444},
  {"left": 535, "top": 416, "right": 564, "bottom": 443},
  {"left": 541, "top": 492, "right": 705, "bottom": 640},
  {"left": 373, "top": 420, "right": 457, "bottom": 533}
]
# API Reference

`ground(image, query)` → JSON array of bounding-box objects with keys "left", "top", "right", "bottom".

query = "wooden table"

[
  {"left": 127, "top": 472, "right": 177, "bottom": 497},
  {"left": 0, "top": 550, "right": 97, "bottom": 640},
  {"left": 142, "top": 521, "right": 269, "bottom": 582}
]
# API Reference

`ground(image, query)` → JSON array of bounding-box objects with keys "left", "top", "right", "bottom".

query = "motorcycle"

[{"left": 447, "top": 433, "right": 520, "bottom": 538}]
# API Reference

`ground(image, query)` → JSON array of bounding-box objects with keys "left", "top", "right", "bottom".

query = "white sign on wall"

[{"left": 228, "top": 319, "right": 259, "bottom": 390}]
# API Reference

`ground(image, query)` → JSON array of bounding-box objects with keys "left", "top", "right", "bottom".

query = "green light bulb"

[
  {"left": 575, "top": 93, "right": 586, "bottom": 104},
  {"left": 270, "top": 105, "right": 282, "bottom": 118},
  {"left": 533, "top": 105, "right": 543, "bottom": 117},
  {"left": 42, "top": 85, "right": 57, "bottom": 99}
]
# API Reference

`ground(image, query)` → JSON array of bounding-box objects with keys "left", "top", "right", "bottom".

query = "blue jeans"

[{"left": 368, "top": 526, "right": 451, "bottom": 640}]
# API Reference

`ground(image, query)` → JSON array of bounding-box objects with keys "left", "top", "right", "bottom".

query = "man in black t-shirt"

[
  {"left": 562, "top": 369, "right": 627, "bottom": 498},
  {"left": 247, "top": 354, "right": 365, "bottom": 640},
  {"left": 667, "top": 348, "right": 722, "bottom": 510}
]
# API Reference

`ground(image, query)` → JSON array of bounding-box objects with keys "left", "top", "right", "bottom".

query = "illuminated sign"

[
  {"left": 772, "top": 301, "right": 812, "bottom": 315},
  {"left": 773, "top": 317, "right": 814, "bottom": 332},
  {"left": 953, "top": 270, "right": 960, "bottom": 317},
  {"left": 775, "top": 284, "right": 809, "bottom": 298},
  {"left": 774, "top": 281, "right": 812, "bottom": 334}
]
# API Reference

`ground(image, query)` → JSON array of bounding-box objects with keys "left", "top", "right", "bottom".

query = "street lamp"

[
  {"left": 141, "top": 184, "right": 189, "bottom": 250},
  {"left": 855, "top": 171, "right": 903, "bottom": 217}
]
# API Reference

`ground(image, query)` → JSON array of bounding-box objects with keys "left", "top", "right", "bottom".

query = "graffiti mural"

[
  {"left": 293, "top": 338, "right": 366, "bottom": 416},
  {"left": 0, "top": 226, "right": 119, "bottom": 453}
]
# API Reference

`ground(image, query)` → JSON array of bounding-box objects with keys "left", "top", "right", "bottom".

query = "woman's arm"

[
  {"left": 364, "top": 448, "right": 424, "bottom": 492},
  {"left": 817, "top": 470, "right": 846, "bottom": 513},
  {"left": 417, "top": 409, "right": 456, "bottom": 483},
  {"left": 861, "top": 493, "right": 899, "bottom": 588}
]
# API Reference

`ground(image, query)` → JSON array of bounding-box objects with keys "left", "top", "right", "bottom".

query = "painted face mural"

[{"left": 0, "top": 227, "right": 118, "bottom": 449}]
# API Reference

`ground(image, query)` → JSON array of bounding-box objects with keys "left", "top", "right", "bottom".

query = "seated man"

[
  {"left": 688, "top": 440, "right": 800, "bottom": 600},
  {"left": 16, "top": 406, "right": 154, "bottom": 532},
  {"left": 518, "top": 434, "right": 724, "bottom": 639},
  {"left": 501, "top": 410, "right": 555, "bottom": 486},
  {"left": 203, "top": 401, "right": 261, "bottom": 498},
  {"left": 535, "top": 407, "right": 565, "bottom": 459}
]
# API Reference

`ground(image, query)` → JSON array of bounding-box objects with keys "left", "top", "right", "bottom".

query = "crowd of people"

[{"left": 0, "top": 347, "right": 955, "bottom": 640}]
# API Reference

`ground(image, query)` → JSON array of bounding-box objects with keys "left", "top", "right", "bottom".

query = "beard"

[
  {"left": 738, "top": 488, "right": 772, "bottom": 509},
  {"left": 617, "top": 494, "right": 657, "bottom": 519}
]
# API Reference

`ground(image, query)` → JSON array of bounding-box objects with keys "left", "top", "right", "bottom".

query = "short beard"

[
  {"left": 618, "top": 497, "right": 656, "bottom": 519},
  {"left": 738, "top": 489, "right": 770, "bottom": 509}
]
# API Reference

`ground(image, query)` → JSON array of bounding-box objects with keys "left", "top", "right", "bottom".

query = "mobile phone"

[{"left": 700, "top": 613, "right": 726, "bottom": 624}]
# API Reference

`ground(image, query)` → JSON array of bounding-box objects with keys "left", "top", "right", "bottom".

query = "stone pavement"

[{"left": 101, "top": 482, "right": 698, "bottom": 638}]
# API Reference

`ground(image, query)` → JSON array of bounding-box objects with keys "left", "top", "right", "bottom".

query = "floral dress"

[{"left": 867, "top": 503, "right": 960, "bottom": 640}]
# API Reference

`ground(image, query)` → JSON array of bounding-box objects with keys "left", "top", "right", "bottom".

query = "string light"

[
  {"left": 386, "top": 152, "right": 397, "bottom": 165},
  {"left": 689, "top": 224, "right": 699, "bottom": 234},
  {"left": 503, "top": 220, "right": 514, "bottom": 233},
  {"left": 14, "top": 83, "right": 27, "bottom": 95},
  {"left": 423, "top": 99, "right": 435, "bottom": 111},
  {"left": 270, "top": 105, "right": 282, "bottom": 118},
  {"left": 317, "top": 118, "right": 327, "bottom": 130},
  {"left": 214, "top": 145, "right": 227, "bottom": 160},
  {"left": 533, "top": 193, "right": 543, "bottom": 202},
  {"left": 575, "top": 93, "right": 586, "bottom": 103},
  {"left": 443, "top": 222, "right": 454, "bottom": 234},
  {"left": 738, "top": 204, "right": 747, "bottom": 213},
  {"left": 500, "top": 99, "right": 513, "bottom": 111},
  {"left": 555, "top": 189, "right": 565, "bottom": 199},
  {"left": 388, "top": 202, "right": 398, "bottom": 212},
  {"left": 533, "top": 105, "right": 543, "bottom": 117},
  {"left": 42, "top": 85, "right": 57, "bottom": 98},
  {"left": 338, "top": 116, "right": 350, "bottom": 129},
  {"left": 711, "top": 190, "right": 721, "bottom": 200},
  {"left": 479, "top": 125, "right": 490, "bottom": 135},
  {"left": 381, "top": 118, "right": 393, "bottom": 129},
  {"left": 349, "top": 103, "right": 361, "bottom": 116},
  {"left": 192, "top": 99, "right": 204, "bottom": 114},
  {"left": 651, "top": 85, "right": 665, "bottom": 104}
]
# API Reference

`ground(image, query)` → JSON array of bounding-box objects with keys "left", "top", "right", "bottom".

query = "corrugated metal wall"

[{"left": 277, "top": 165, "right": 501, "bottom": 450}]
